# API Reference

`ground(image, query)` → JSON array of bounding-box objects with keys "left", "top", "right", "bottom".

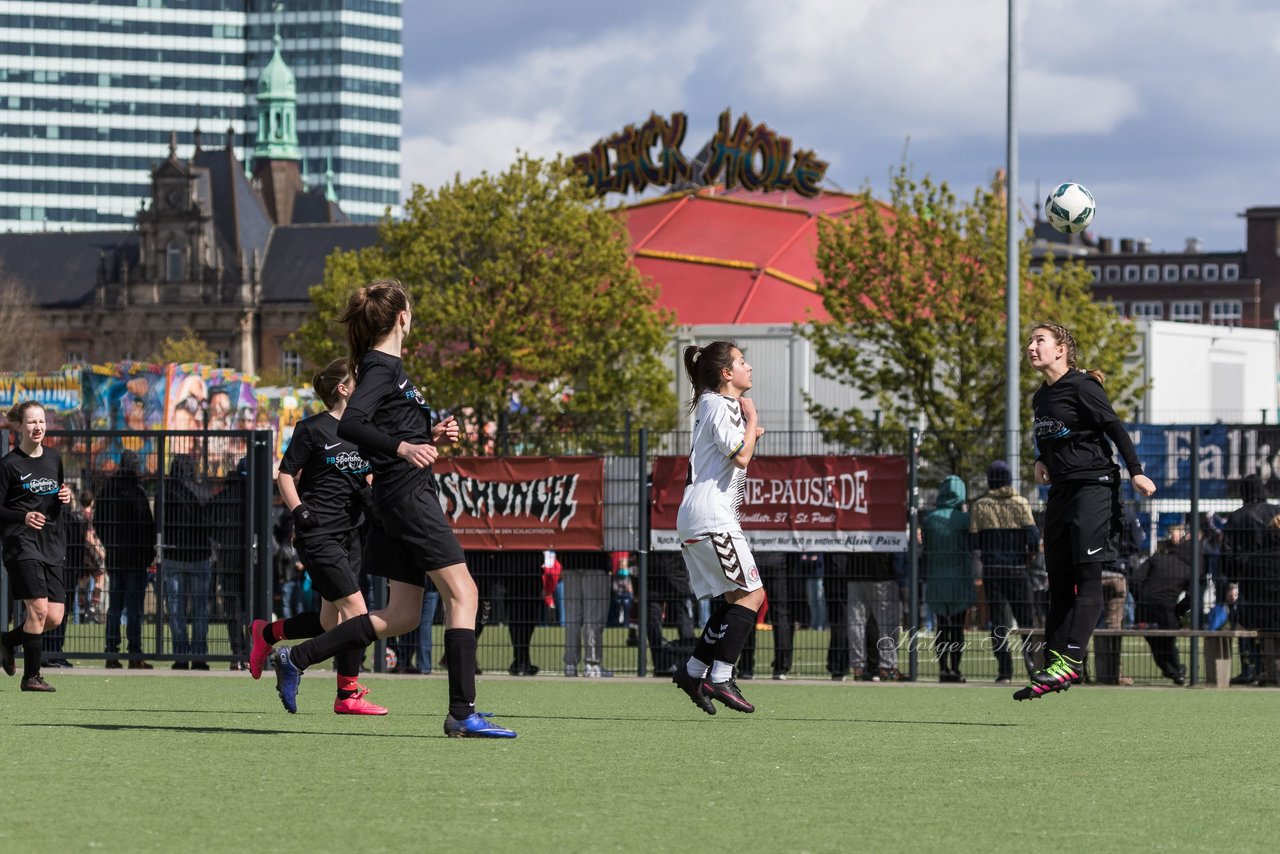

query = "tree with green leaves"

[
  {"left": 294, "top": 154, "right": 677, "bottom": 452},
  {"left": 147, "top": 328, "right": 217, "bottom": 367},
  {"left": 804, "top": 165, "right": 1143, "bottom": 480}
]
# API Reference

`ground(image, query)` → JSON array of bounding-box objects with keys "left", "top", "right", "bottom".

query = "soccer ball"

[{"left": 1045, "top": 182, "right": 1095, "bottom": 234}]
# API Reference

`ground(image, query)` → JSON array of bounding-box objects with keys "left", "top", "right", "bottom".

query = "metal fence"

[{"left": 4, "top": 426, "right": 1276, "bottom": 686}]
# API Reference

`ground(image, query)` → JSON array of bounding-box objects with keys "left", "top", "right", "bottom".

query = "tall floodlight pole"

[{"left": 1005, "top": 0, "right": 1021, "bottom": 483}]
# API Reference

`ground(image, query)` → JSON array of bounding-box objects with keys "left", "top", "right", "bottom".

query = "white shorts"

[{"left": 680, "top": 531, "right": 763, "bottom": 601}]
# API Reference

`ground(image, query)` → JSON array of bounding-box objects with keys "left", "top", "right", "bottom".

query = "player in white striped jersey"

[{"left": 671, "top": 341, "right": 765, "bottom": 715}]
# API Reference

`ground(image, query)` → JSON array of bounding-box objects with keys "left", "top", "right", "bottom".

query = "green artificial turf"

[{"left": 0, "top": 673, "right": 1273, "bottom": 853}]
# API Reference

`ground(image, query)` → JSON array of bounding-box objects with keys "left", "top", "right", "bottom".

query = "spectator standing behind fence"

[
  {"left": 0, "top": 400, "right": 73, "bottom": 692},
  {"left": 561, "top": 551, "right": 611, "bottom": 677},
  {"left": 842, "top": 552, "right": 902, "bottom": 682},
  {"left": 1017, "top": 322, "right": 1157, "bottom": 702},
  {"left": 98, "top": 450, "right": 155, "bottom": 669},
  {"left": 800, "top": 552, "right": 827, "bottom": 630},
  {"left": 923, "top": 475, "right": 974, "bottom": 683},
  {"left": 1132, "top": 525, "right": 1194, "bottom": 685},
  {"left": 644, "top": 550, "right": 697, "bottom": 675},
  {"left": 541, "top": 550, "right": 561, "bottom": 626},
  {"left": 1095, "top": 503, "right": 1144, "bottom": 686},
  {"left": 415, "top": 574, "right": 440, "bottom": 676},
  {"left": 215, "top": 457, "right": 250, "bottom": 670},
  {"left": 1239, "top": 514, "right": 1280, "bottom": 684},
  {"left": 1220, "top": 473, "right": 1276, "bottom": 685},
  {"left": 737, "top": 552, "right": 794, "bottom": 680},
  {"left": 609, "top": 554, "right": 633, "bottom": 628},
  {"left": 970, "top": 461, "right": 1039, "bottom": 684},
  {"left": 163, "top": 452, "right": 214, "bottom": 670},
  {"left": 43, "top": 489, "right": 94, "bottom": 667},
  {"left": 505, "top": 550, "right": 544, "bottom": 677}
]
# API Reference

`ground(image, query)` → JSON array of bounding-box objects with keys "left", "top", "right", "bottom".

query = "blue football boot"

[
  {"left": 443, "top": 711, "right": 517, "bottom": 738},
  {"left": 272, "top": 647, "right": 301, "bottom": 714}
]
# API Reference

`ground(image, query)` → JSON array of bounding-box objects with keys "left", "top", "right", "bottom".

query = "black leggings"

[{"left": 1045, "top": 562, "right": 1104, "bottom": 662}]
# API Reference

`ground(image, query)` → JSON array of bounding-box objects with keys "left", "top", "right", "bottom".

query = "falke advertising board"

[
  {"left": 433, "top": 457, "right": 604, "bottom": 550},
  {"left": 650, "top": 455, "right": 908, "bottom": 552}
]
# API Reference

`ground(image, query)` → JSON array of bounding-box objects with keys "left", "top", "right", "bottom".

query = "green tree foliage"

[
  {"left": 148, "top": 328, "right": 217, "bottom": 367},
  {"left": 804, "top": 165, "right": 1142, "bottom": 479},
  {"left": 295, "top": 154, "right": 677, "bottom": 452}
]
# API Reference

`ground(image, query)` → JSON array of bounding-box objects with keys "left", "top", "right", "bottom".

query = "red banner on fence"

[
  {"left": 650, "top": 455, "right": 908, "bottom": 552},
  {"left": 433, "top": 457, "right": 604, "bottom": 550}
]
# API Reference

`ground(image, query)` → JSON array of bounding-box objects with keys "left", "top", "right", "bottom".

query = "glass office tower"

[{"left": 0, "top": 0, "right": 401, "bottom": 231}]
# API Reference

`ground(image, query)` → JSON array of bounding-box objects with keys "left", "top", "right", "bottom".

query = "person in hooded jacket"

[
  {"left": 1219, "top": 473, "right": 1277, "bottom": 684},
  {"left": 1132, "top": 525, "right": 1196, "bottom": 685},
  {"left": 923, "top": 475, "right": 974, "bottom": 682},
  {"left": 162, "top": 453, "right": 214, "bottom": 669},
  {"left": 97, "top": 450, "right": 155, "bottom": 669}
]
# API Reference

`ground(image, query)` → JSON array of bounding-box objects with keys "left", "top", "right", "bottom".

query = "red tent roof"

[{"left": 624, "top": 187, "right": 870, "bottom": 325}]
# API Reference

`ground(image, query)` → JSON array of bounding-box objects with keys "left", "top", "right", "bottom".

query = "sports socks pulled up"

[{"left": 287, "top": 613, "right": 377, "bottom": 671}]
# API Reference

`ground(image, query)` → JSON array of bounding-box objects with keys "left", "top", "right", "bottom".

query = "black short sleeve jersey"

[
  {"left": 1032, "top": 370, "right": 1143, "bottom": 483},
  {"left": 338, "top": 350, "right": 436, "bottom": 501},
  {"left": 279, "top": 413, "right": 370, "bottom": 541},
  {"left": 0, "top": 446, "right": 66, "bottom": 565}
]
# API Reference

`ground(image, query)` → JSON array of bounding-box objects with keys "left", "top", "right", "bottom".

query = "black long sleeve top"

[
  {"left": 1032, "top": 370, "right": 1144, "bottom": 483},
  {"left": 338, "top": 349, "right": 436, "bottom": 502}
]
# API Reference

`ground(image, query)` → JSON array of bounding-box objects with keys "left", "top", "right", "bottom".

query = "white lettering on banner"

[
  {"left": 742, "top": 471, "right": 870, "bottom": 513},
  {"left": 651, "top": 529, "right": 907, "bottom": 552},
  {"left": 435, "top": 472, "right": 580, "bottom": 530}
]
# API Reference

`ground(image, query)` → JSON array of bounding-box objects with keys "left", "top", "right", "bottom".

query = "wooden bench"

[{"left": 1017, "top": 628, "right": 1262, "bottom": 687}]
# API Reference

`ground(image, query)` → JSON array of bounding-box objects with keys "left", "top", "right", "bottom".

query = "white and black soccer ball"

[{"left": 1045, "top": 182, "right": 1095, "bottom": 234}]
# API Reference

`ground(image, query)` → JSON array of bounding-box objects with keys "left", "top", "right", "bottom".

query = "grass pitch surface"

[{"left": 0, "top": 671, "right": 1272, "bottom": 853}]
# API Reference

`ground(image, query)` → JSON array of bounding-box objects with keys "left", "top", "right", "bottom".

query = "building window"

[
  {"left": 67, "top": 350, "right": 84, "bottom": 363},
  {"left": 215, "top": 349, "right": 232, "bottom": 369},
  {"left": 1123, "top": 265, "right": 1140, "bottom": 282},
  {"left": 1130, "top": 301, "right": 1163, "bottom": 320},
  {"left": 281, "top": 349, "right": 303, "bottom": 381},
  {"left": 1143, "top": 265, "right": 1159, "bottom": 282},
  {"left": 1171, "top": 301, "right": 1202, "bottom": 323},
  {"left": 1223, "top": 263, "right": 1239, "bottom": 281},
  {"left": 1203, "top": 264, "right": 1219, "bottom": 281},
  {"left": 1210, "top": 300, "right": 1242, "bottom": 327},
  {"left": 1163, "top": 264, "right": 1179, "bottom": 281},
  {"left": 165, "top": 240, "right": 183, "bottom": 282},
  {"left": 1104, "top": 266, "right": 1121, "bottom": 283},
  {"left": 1088, "top": 266, "right": 1101, "bottom": 282},
  {"left": 1183, "top": 264, "right": 1200, "bottom": 280}
]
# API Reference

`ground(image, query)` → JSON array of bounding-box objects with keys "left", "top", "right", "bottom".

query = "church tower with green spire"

[{"left": 252, "top": 11, "right": 303, "bottom": 225}]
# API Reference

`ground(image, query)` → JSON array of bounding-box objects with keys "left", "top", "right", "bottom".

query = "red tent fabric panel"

[
  {"left": 622, "top": 198, "right": 684, "bottom": 244},
  {"left": 633, "top": 257, "right": 759, "bottom": 325},
  {"left": 636, "top": 199, "right": 810, "bottom": 268},
  {"left": 735, "top": 272, "right": 830, "bottom": 324}
]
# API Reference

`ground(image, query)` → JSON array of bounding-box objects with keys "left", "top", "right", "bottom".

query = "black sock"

[
  {"left": 444, "top": 628, "right": 477, "bottom": 720},
  {"left": 711, "top": 604, "right": 757, "bottom": 676},
  {"left": 334, "top": 646, "right": 363, "bottom": 681},
  {"left": 2, "top": 627, "right": 34, "bottom": 650},
  {"left": 22, "top": 636, "right": 42, "bottom": 680},
  {"left": 692, "top": 601, "right": 731, "bottom": 665},
  {"left": 280, "top": 612, "right": 324, "bottom": 642},
  {"left": 289, "top": 614, "right": 376, "bottom": 671}
]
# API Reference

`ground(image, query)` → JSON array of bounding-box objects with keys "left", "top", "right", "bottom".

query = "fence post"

[
  {"left": 251, "top": 430, "right": 273, "bottom": 625},
  {"left": 907, "top": 427, "right": 920, "bottom": 681},
  {"left": 636, "top": 428, "right": 649, "bottom": 677},
  {"left": 1189, "top": 425, "right": 1201, "bottom": 686},
  {"left": 153, "top": 436, "right": 168, "bottom": 661}
]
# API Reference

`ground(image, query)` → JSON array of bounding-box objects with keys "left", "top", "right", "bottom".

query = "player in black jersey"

[
  {"left": 271, "top": 280, "right": 515, "bottom": 738},
  {"left": 1015, "top": 323, "right": 1157, "bottom": 702},
  {"left": 0, "top": 401, "right": 73, "bottom": 692},
  {"left": 248, "top": 358, "right": 387, "bottom": 715}
]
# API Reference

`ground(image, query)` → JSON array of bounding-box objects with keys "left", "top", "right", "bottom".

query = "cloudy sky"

[{"left": 400, "top": 0, "right": 1280, "bottom": 254}]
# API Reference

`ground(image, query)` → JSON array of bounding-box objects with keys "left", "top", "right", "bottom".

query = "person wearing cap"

[{"left": 970, "top": 461, "right": 1039, "bottom": 684}]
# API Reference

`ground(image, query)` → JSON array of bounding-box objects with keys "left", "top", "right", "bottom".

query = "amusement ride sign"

[{"left": 572, "top": 109, "right": 828, "bottom": 198}]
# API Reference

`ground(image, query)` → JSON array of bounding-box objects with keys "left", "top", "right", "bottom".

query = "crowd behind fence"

[{"left": 3, "top": 427, "right": 1277, "bottom": 686}]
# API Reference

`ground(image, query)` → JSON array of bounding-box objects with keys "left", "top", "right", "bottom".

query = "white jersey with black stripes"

[{"left": 677, "top": 392, "right": 748, "bottom": 538}]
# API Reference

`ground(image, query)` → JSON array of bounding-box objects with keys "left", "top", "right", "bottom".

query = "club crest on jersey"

[
  {"left": 1033, "top": 417, "right": 1070, "bottom": 440},
  {"left": 22, "top": 477, "right": 59, "bottom": 495},
  {"left": 404, "top": 387, "right": 428, "bottom": 409},
  {"left": 326, "top": 450, "right": 371, "bottom": 475},
  {"left": 746, "top": 565, "right": 759, "bottom": 583}
]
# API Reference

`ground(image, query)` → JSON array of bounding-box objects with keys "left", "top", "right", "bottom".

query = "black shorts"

[
  {"left": 6, "top": 559, "right": 66, "bottom": 603},
  {"left": 365, "top": 478, "right": 466, "bottom": 585},
  {"left": 1044, "top": 478, "right": 1120, "bottom": 571},
  {"left": 295, "top": 532, "right": 362, "bottom": 603}
]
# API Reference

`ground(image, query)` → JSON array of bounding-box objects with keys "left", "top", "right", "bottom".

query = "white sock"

[
  {"left": 686, "top": 657, "right": 709, "bottom": 679},
  {"left": 710, "top": 661, "right": 734, "bottom": 682}
]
